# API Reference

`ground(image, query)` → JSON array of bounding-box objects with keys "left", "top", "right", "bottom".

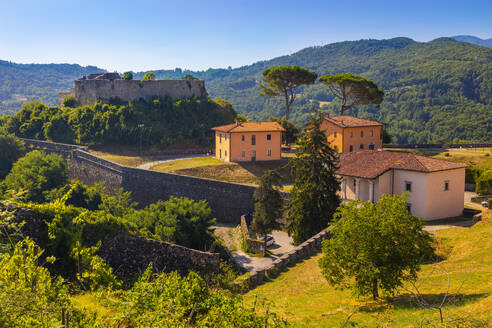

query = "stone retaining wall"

[
  {"left": 240, "top": 215, "right": 266, "bottom": 254},
  {"left": 1, "top": 203, "right": 220, "bottom": 275},
  {"left": 235, "top": 228, "right": 331, "bottom": 292}
]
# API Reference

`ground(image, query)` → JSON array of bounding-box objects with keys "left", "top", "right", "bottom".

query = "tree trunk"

[
  {"left": 284, "top": 92, "right": 290, "bottom": 121},
  {"left": 372, "top": 279, "right": 379, "bottom": 300}
]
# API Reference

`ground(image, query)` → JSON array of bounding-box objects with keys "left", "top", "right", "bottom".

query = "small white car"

[{"left": 259, "top": 235, "right": 275, "bottom": 247}]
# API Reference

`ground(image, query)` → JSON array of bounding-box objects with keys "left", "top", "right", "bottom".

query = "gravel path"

[
  {"left": 137, "top": 155, "right": 211, "bottom": 170},
  {"left": 232, "top": 230, "right": 295, "bottom": 272}
]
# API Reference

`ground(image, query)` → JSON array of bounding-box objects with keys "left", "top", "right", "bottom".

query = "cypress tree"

[{"left": 286, "top": 111, "right": 341, "bottom": 245}]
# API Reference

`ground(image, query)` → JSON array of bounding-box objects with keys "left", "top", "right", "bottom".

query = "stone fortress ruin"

[{"left": 59, "top": 72, "right": 207, "bottom": 106}]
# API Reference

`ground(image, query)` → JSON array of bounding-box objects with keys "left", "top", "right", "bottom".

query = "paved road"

[
  {"left": 137, "top": 155, "right": 211, "bottom": 170},
  {"left": 232, "top": 230, "right": 295, "bottom": 272}
]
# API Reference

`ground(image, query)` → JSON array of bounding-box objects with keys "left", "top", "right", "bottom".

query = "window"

[
  {"left": 369, "top": 143, "right": 375, "bottom": 150},
  {"left": 241, "top": 135, "right": 245, "bottom": 142},
  {"left": 405, "top": 181, "right": 412, "bottom": 192},
  {"left": 370, "top": 129, "right": 374, "bottom": 137},
  {"left": 334, "top": 131, "right": 337, "bottom": 138},
  {"left": 361, "top": 131, "right": 364, "bottom": 137},
  {"left": 350, "top": 131, "right": 353, "bottom": 138},
  {"left": 266, "top": 134, "right": 271, "bottom": 141},
  {"left": 224, "top": 134, "right": 227, "bottom": 141},
  {"left": 267, "top": 149, "right": 272, "bottom": 156},
  {"left": 225, "top": 150, "right": 227, "bottom": 157},
  {"left": 334, "top": 145, "right": 338, "bottom": 152},
  {"left": 407, "top": 204, "right": 412, "bottom": 213},
  {"left": 251, "top": 135, "right": 256, "bottom": 145},
  {"left": 444, "top": 181, "right": 449, "bottom": 191},
  {"left": 219, "top": 134, "right": 222, "bottom": 144},
  {"left": 219, "top": 149, "right": 222, "bottom": 158},
  {"left": 349, "top": 145, "right": 353, "bottom": 152},
  {"left": 241, "top": 151, "right": 245, "bottom": 158},
  {"left": 359, "top": 144, "right": 364, "bottom": 150}
]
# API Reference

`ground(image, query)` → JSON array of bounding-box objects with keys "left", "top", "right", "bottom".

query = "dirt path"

[{"left": 137, "top": 155, "right": 211, "bottom": 170}]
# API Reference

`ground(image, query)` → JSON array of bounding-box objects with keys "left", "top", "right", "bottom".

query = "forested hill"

[
  {"left": 451, "top": 35, "right": 492, "bottom": 48},
  {"left": 1, "top": 37, "right": 491, "bottom": 143},
  {"left": 0, "top": 60, "right": 104, "bottom": 114},
  {"left": 137, "top": 37, "right": 492, "bottom": 144}
]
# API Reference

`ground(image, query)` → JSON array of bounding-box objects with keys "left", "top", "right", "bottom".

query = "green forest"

[
  {"left": 1, "top": 37, "right": 491, "bottom": 144},
  {"left": 0, "top": 97, "right": 236, "bottom": 148},
  {"left": 140, "top": 38, "right": 491, "bottom": 144},
  {"left": 0, "top": 131, "right": 288, "bottom": 326},
  {"left": 0, "top": 60, "right": 103, "bottom": 114}
]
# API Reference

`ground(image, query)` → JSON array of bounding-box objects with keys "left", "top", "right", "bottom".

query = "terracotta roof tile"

[
  {"left": 337, "top": 150, "right": 467, "bottom": 179},
  {"left": 212, "top": 121, "right": 285, "bottom": 133},
  {"left": 324, "top": 115, "right": 383, "bottom": 128}
]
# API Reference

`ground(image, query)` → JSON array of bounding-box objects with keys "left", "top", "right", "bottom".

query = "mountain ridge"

[
  {"left": 451, "top": 35, "right": 492, "bottom": 48},
  {"left": 1, "top": 37, "right": 491, "bottom": 144}
]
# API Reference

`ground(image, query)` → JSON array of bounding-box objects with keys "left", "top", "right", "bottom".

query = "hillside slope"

[
  {"left": 1, "top": 38, "right": 491, "bottom": 143},
  {"left": 452, "top": 35, "right": 492, "bottom": 48},
  {"left": 245, "top": 212, "right": 492, "bottom": 327},
  {"left": 139, "top": 38, "right": 492, "bottom": 144},
  {"left": 0, "top": 60, "right": 104, "bottom": 114}
]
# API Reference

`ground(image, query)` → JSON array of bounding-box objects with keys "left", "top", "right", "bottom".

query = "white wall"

[
  {"left": 425, "top": 168, "right": 465, "bottom": 220},
  {"left": 375, "top": 170, "right": 392, "bottom": 201},
  {"left": 393, "top": 170, "right": 429, "bottom": 219}
]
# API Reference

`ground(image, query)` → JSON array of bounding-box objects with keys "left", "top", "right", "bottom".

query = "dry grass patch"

[
  {"left": 245, "top": 212, "right": 492, "bottom": 327},
  {"left": 151, "top": 157, "right": 292, "bottom": 186}
]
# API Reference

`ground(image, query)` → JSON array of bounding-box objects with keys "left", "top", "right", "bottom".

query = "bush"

[
  {"left": 128, "top": 196, "right": 216, "bottom": 251},
  {"left": 62, "top": 94, "right": 77, "bottom": 108},
  {"left": 476, "top": 170, "right": 492, "bottom": 195},
  {"left": 0, "top": 129, "right": 25, "bottom": 178},
  {"left": 122, "top": 71, "right": 133, "bottom": 80},
  {"left": 141, "top": 72, "right": 155, "bottom": 81},
  {"left": 3, "top": 150, "right": 67, "bottom": 202},
  {"left": 4, "top": 97, "right": 237, "bottom": 148},
  {"left": 0, "top": 238, "right": 70, "bottom": 327}
]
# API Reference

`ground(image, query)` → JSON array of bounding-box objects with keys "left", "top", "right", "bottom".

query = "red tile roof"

[
  {"left": 324, "top": 115, "right": 383, "bottom": 128},
  {"left": 211, "top": 121, "right": 285, "bottom": 133},
  {"left": 337, "top": 150, "right": 467, "bottom": 179}
]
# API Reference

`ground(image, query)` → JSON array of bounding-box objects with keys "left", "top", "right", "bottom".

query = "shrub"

[
  {"left": 3, "top": 150, "right": 67, "bottom": 202},
  {"left": 122, "top": 71, "right": 133, "bottom": 80},
  {"left": 476, "top": 170, "right": 492, "bottom": 195},
  {"left": 62, "top": 94, "right": 77, "bottom": 108},
  {"left": 0, "top": 129, "right": 25, "bottom": 179},
  {"left": 141, "top": 72, "right": 155, "bottom": 81}
]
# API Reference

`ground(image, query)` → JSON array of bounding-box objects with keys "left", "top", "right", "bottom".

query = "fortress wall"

[
  {"left": 65, "top": 148, "right": 255, "bottom": 223},
  {"left": 20, "top": 139, "right": 291, "bottom": 223},
  {"left": 74, "top": 79, "right": 206, "bottom": 105}
]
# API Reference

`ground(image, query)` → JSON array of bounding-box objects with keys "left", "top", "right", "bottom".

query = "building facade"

[
  {"left": 211, "top": 122, "right": 284, "bottom": 162},
  {"left": 337, "top": 150, "right": 467, "bottom": 220},
  {"left": 320, "top": 115, "right": 383, "bottom": 153},
  {"left": 59, "top": 73, "right": 206, "bottom": 106}
]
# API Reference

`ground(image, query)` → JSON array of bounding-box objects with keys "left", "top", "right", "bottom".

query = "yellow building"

[
  {"left": 211, "top": 122, "right": 284, "bottom": 162},
  {"left": 320, "top": 115, "right": 383, "bottom": 153}
]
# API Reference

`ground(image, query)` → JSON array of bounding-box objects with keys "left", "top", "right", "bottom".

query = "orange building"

[
  {"left": 211, "top": 122, "right": 284, "bottom": 162},
  {"left": 320, "top": 115, "right": 383, "bottom": 153}
]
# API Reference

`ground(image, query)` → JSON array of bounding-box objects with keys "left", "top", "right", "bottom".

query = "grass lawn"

[
  {"left": 244, "top": 211, "right": 492, "bottom": 327},
  {"left": 433, "top": 149, "right": 492, "bottom": 170},
  {"left": 89, "top": 150, "right": 175, "bottom": 167},
  {"left": 151, "top": 157, "right": 292, "bottom": 186},
  {"left": 386, "top": 148, "right": 492, "bottom": 170}
]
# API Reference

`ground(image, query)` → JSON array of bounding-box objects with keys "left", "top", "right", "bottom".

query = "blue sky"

[{"left": 1, "top": 0, "right": 491, "bottom": 72}]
